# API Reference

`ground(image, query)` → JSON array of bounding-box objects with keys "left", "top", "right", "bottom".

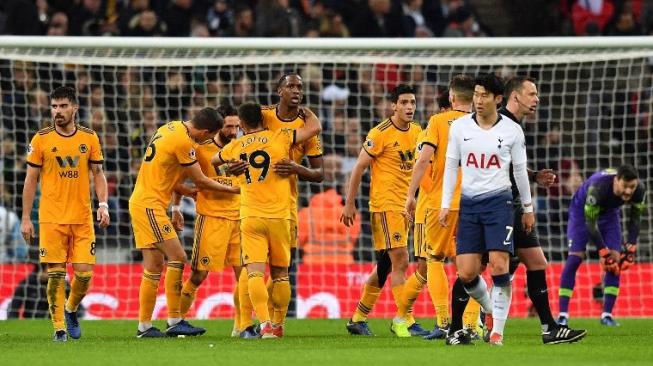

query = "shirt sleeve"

[
  {"left": 584, "top": 185, "right": 606, "bottom": 249},
  {"left": 26, "top": 134, "right": 43, "bottom": 167},
  {"left": 175, "top": 137, "right": 197, "bottom": 166},
  {"left": 89, "top": 133, "right": 104, "bottom": 164},
  {"left": 420, "top": 116, "right": 438, "bottom": 150},
  {"left": 510, "top": 125, "right": 528, "bottom": 166},
  {"left": 218, "top": 140, "right": 237, "bottom": 163},
  {"left": 445, "top": 122, "right": 460, "bottom": 160},
  {"left": 304, "top": 135, "right": 323, "bottom": 158},
  {"left": 626, "top": 185, "right": 646, "bottom": 243},
  {"left": 362, "top": 128, "right": 384, "bottom": 157}
]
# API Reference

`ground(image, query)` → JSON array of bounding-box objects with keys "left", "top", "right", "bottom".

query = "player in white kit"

[{"left": 439, "top": 73, "right": 534, "bottom": 346}]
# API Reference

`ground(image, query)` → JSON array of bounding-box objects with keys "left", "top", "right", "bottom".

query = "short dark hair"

[
  {"left": 449, "top": 74, "right": 475, "bottom": 102},
  {"left": 474, "top": 73, "right": 504, "bottom": 97},
  {"left": 238, "top": 102, "right": 263, "bottom": 129},
  {"left": 437, "top": 89, "right": 451, "bottom": 110},
  {"left": 277, "top": 72, "right": 301, "bottom": 90},
  {"left": 217, "top": 104, "right": 238, "bottom": 118},
  {"left": 192, "top": 107, "right": 223, "bottom": 133},
  {"left": 390, "top": 84, "right": 416, "bottom": 103},
  {"left": 50, "top": 86, "right": 78, "bottom": 104},
  {"left": 617, "top": 164, "right": 639, "bottom": 181},
  {"left": 504, "top": 75, "right": 537, "bottom": 99}
]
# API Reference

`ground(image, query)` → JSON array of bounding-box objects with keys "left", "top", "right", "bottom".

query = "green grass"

[{"left": 1, "top": 318, "right": 652, "bottom": 366}]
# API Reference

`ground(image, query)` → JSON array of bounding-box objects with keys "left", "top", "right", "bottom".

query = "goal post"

[{"left": 0, "top": 36, "right": 651, "bottom": 320}]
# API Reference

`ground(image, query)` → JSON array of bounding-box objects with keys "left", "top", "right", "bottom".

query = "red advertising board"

[{"left": 2, "top": 263, "right": 651, "bottom": 319}]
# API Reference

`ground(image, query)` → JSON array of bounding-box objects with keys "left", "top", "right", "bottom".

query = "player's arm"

[
  {"left": 294, "top": 107, "right": 322, "bottom": 145},
  {"left": 438, "top": 125, "right": 461, "bottom": 227},
  {"left": 340, "top": 149, "right": 373, "bottom": 227},
  {"left": 274, "top": 155, "right": 324, "bottom": 182},
  {"left": 90, "top": 163, "right": 110, "bottom": 229},
  {"left": 510, "top": 125, "right": 535, "bottom": 233},
  {"left": 185, "top": 162, "right": 239, "bottom": 194},
  {"left": 618, "top": 190, "right": 646, "bottom": 271},
  {"left": 626, "top": 188, "right": 646, "bottom": 245},
  {"left": 528, "top": 167, "right": 557, "bottom": 188},
  {"left": 584, "top": 185, "right": 620, "bottom": 270},
  {"left": 20, "top": 165, "right": 40, "bottom": 243},
  {"left": 405, "top": 143, "right": 435, "bottom": 220}
]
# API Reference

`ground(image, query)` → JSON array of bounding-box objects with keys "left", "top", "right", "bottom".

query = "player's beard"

[
  {"left": 54, "top": 114, "right": 73, "bottom": 128},
  {"left": 218, "top": 130, "right": 235, "bottom": 144}
]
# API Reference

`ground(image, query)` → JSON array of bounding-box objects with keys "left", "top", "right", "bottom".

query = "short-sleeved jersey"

[
  {"left": 195, "top": 138, "right": 240, "bottom": 220},
  {"left": 415, "top": 130, "right": 433, "bottom": 223},
  {"left": 363, "top": 119, "right": 422, "bottom": 212},
  {"left": 218, "top": 129, "right": 295, "bottom": 220},
  {"left": 421, "top": 110, "right": 466, "bottom": 210},
  {"left": 26, "top": 125, "right": 103, "bottom": 224},
  {"left": 445, "top": 113, "right": 526, "bottom": 200},
  {"left": 130, "top": 121, "right": 197, "bottom": 209},
  {"left": 262, "top": 105, "right": 323, "bottom": 220}
]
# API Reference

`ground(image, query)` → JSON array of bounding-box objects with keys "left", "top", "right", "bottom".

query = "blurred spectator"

[
  {"left": 118, "top": 0, "right": 152, "bottom": 36},
  {"left": 207, "top": 0, "right": 233, "bottom": 36},
  {"left": 226, "top": 5, "right": 255, "bottom": 37},
  {"left": 350, "top": 0, "right": 407, "bottom": 37},
  {"left": 27, "top": 88, "right": 51, "bottom": 129},
  {"left": 47, "top": 11, "right": 69, "bottom": 36},
  {"left": 68, "top": 0, "right": 108, "bottom": 36},
  {"left": 605, "top": 1, "right": 642, "bottom": 35},
  {"left": 298, "top": 154, "right": 360, "bottom": 264},
  {"left": 319, "top": 8, "right": 350, "bottom": 37},
  {"left": 442, "top": 7, "right": 487, "bottom": 37},
  {"left": 191, "top": 21, "right": 210, "bottom": 37},
  {"left": 126, "top": 9, "right": 167, "bottom": 36},
  {"left": 402, "top": 0, "right": 428, "bottom": 37},
  {"left": 163, "top": 0, "right": 194, "bottom": 37},
  {"left": 255, "top": 0, "right": 302, "bottom": 37},
  {"left": 571, "top": 0, "right": 615, "bottom": 35},
  {"left": 156, "top": 69, "right": 192, "bottom": 121},
  {"left": 1, "top": 0, "right": 41, "bottom": 35}
]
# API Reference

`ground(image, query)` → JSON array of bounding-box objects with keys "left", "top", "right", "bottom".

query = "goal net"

[{"left": 0, "top": 37, "right": 651, "bottom": 320}]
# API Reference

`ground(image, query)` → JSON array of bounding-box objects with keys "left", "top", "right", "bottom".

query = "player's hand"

[
  {"left": 20, "top": 217, "right": 35, "bottom": 243},
  {"left": 226, "top": 160, "right": 249, "bottom": 176},
  {"left": 438, "top": 209, "right": 450, "bottom": 227},
  {"left": 599, "top": 248, "right": 620, "bottom": 275},
  {"left": 521, "top": 212, "right": 535, "bottom": 233},
  {"left": 619, "top": 243, "right": 637, "bottom": 272},
  {"left": 274, "top": 158, "right": 299, "bottom": 177},
  {"left": 404, "top": 196, "right": 416, "bottom": 223},
  {"left": 535, "top": 169, "right": 557, "bottom": 188},
  {"left": 340, "top": 203, "right": 357, "bottom": 227},
  {"left": 97, "top": 206, "right": 110, "bottom": 229},
  {"left": 171, "top": 210, "right": 184, "bottom": 231}
]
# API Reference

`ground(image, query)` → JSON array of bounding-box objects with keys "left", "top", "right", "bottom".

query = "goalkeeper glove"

[
  {"left": 619, "top": 243, "right": 637, "bottom": 272},
  {"left": 599, "top": 248, "right": 620, "bottom": 275}
]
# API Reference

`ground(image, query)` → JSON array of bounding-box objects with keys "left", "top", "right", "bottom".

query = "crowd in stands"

[{"left": 2, "top": 0, "right": 653, "bottom": 38}]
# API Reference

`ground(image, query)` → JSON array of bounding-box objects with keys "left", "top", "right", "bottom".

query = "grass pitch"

[{"left": 1, "top": 318, "right": 652, "bottom": 366}]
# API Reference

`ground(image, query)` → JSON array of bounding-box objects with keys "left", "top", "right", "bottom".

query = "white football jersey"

[{"left": 446, "top": 113, "right": 527, "bottom": 199}]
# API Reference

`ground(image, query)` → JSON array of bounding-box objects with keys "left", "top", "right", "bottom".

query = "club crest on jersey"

[
  {"left": 27, "top": 144, "right": 33, "bottom": 154},
  {"left": 200, "top": 257, "right": 210, "bottom": 266},
  {"left": 79, "top": 144, "right": 88, "bottom": 153},
  {"left": 466, "top": 153, "right": 501, "bottom": 169},
  {"left": 393, "top": 232, "right": 402, "bottom": 241},
  {"left": 51, "top": 147, "right": 58, "bottom": 153},
  {"left": 162, "top": 224, "right": 173, "bottom": 234},
  {"left": 39, "top": 248, "right": 47, "bottom": 257},
  {"left": 365, "top": 140, "right": 374, "bottom": 148},
  {"left": 189, "top": 148, "right": 196, "bottom": 159},
  {"left": 497, "top": 138, "right": 503, "bottom": 149}
]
